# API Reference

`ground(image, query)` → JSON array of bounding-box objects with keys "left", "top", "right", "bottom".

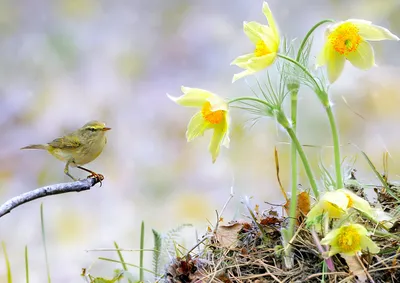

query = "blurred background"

[{"left": 0, "top": 0, "right": 399, "bottom": 281}]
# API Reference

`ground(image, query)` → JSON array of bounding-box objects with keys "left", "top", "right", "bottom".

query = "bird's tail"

[{"left": 21, "top": 144, "right": 49, "bottom": 150}]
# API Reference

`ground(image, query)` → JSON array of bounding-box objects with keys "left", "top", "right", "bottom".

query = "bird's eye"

[{"left": 88, "top": 127, "right": 96, "bottom": 132}]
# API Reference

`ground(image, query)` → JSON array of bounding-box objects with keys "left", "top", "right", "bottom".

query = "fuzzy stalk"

[
  {"left": 325, "top": 103, "right": 343, "bottom": 189},
  {"left": 274, "top": 110, "right": 319, "bottom": 198},
  {"left": 278, "top": 53, "right": 344, "bottom": 190}
]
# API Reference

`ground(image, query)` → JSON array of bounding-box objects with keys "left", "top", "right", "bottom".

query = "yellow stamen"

[
  {"left": 328, "top": 23, "right": 362, "bottom": 55},
  {"left": 336, "top": 226, "right": 361, "bottom": 253},
  {"left": 254, "top": 40, "right": 270, "bottom": 57},
  {"left": 202, "top": 102, "right": 224, "bottom": 124}
]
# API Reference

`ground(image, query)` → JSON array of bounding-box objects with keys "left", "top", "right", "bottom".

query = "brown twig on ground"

[{"left": 0, "top": 177, "right": 102, "bottom": 218}]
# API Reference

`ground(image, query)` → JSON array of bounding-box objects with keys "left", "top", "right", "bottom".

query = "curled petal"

[
  {"left": 262, "top": 2, "right": 279, "bottom": 41},
  {"left": 168, "top": 87, "right": 214, "bottom": 107},
  {"left": 352, "top": 20, "right": 400, "bottom": 41},
  {"left": 232, "top": 69, "right": 257, "bottom": 83}
]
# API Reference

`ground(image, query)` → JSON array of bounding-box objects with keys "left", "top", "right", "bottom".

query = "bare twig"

[{"left": 0, "top": 177, "right": 101, "bottom": 218}]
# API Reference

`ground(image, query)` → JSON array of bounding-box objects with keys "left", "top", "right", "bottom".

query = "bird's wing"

[{"left": 48, "top": 135, "right": 81, "bottom": 149}]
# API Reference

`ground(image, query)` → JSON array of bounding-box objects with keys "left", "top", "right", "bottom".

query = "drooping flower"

[
  {"left": 307, "top": 189, "right": 374, "bottom": 223},
  {"left": 321, "top": 224, "right": 379, "bottom": 256},
  {"left": 317, "top": 19, "right": 399, "bottom": 83},
  {"left": 307, "top": 190, "right": 349, "bottom": 222},
  {"left": 167, "top": 87, "right": 230, "bottom": 163},
  {"left": 231, "top": 2, "right": 280, "bottom": 82}
]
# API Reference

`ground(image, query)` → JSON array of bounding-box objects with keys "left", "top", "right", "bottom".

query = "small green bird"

[{"left": 21, "top": 120, "right": 111, "bottom": 181}]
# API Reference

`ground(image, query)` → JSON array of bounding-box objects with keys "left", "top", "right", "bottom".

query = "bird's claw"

[{"left": 87, "top": 172, "right": 104, "bottom": 187}]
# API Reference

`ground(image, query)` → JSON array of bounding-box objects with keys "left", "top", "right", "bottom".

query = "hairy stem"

[
  {"left": 325, "top": 104, "right": 343, "bottom": 189},
  {"left": 275, "top": 110, "right": 319, "bottom": 198}
]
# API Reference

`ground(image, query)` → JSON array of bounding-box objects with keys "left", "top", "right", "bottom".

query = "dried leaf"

[
  {"left": 297, "top": 191, "right": 311, "bottom": 216},
  {"left": 275, "top": 147, "right": 290, "bottom": 215},
  {"left": 215, "top": 222, "right": 243, "bottom": 248},
  {"left": 343, "top": 255, "right": 368, "bottom": 283}
]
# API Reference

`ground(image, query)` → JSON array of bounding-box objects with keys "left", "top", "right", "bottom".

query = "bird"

[{"left": 21, "top": 120, "right": 111, "bottom": 181}]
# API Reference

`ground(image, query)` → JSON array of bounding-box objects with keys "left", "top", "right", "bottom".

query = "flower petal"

[
  {"left": 346, "top": 40, "right": 375, "bottom": 70},
  {"left": 186, "top": 112, "right": 210, "bottom": 142},
  {"left": 243, "top": 21, "right": 268, "bottom": 45},
  {"left": 209, "top": 121, "right": 227, "bottom": 163},
  {"left": 232, "top": 52, "right": 277, "bottom": 72},
  {"left": 231, "top": 53, "right": 255, "bottom": 68},
  {"left": 262, "top": 2, "right": 279, "bottom": 41},
  {"left": 326, "top": 45, "right": 346, "bottom": 83},
  {"left": 322, "top": 191, "right": 349, "bottom": 210},
  {"left": 168, "top": 87, "right": 214, "bottom": 107},
  {"left": 321, "top": 228, "right": 340, "bottom": 245},
  {"left": 306, "top": 203, "right": 323, "bottom": 222},
  {"left": 360, "top": 235, "right": 380, "bottom": 254},
  {"left": 339, "top": 189, "right": 374, "bottom": 217},
  {"left": 232, "top": 69, "right": 256, "bottom": 83},
  {"left": 352, "top": 20, "right": 399, "bottom": 41},
  {"left": 208, "top": 96, "right": 228, "bottom": 112},
  {"left": 222, "top": 112, "right": 230, "bottom": 148},
  {"left": 316, "top": 41, "right": 330, "bottom": 67}
]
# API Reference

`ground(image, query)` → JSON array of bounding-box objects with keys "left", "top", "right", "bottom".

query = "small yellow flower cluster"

[
  {"left": 307, "top": 189, "right": 391, "bottom": 256},
  {"left": 168, "top": 2, "right": 398, "bottom": 162}
]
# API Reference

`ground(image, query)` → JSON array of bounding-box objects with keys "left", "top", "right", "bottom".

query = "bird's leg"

[
  {"left": 64, "top": 160, "right": 77, "bottom": 181},
  {"left": 77, "top": 166, "right": 104, "bottom": 185}
]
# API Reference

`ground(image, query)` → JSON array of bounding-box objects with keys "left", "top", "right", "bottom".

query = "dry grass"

[{"left": 163, "top": 183, "right": 400, "bottom": 283}]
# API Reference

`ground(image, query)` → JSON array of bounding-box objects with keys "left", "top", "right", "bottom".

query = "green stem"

[
  {"left": 296, "top": 19, "right": 334, "bottom": 61},
  {"left": 139, "top": 221, "right": 145, "bottom": 282},
  {"left": 286, "top": 126, "right": 319, "bottom": 197},
  {"left": 277, "top": 54, "right": 322, "bottom": 93},
  {"left": 278, "top": 53, "right": 344, "bottom": 189},
  {"left": 288, "top": 88, "right": 299, "bottom": 240},
  {"left": 325, "top": 104, "right": 343, "bottom": 189},
  {"left": 275, "top": 110, "right": 319, "bottom": 198}
]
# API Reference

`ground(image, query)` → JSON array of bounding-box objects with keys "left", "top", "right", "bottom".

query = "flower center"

[
  {"left": 328, "top": 22, "right": 362, "bottom": 55},
  {"left": 254, "top": 40, "right": 270, "bottom": 57},
  {"left": 336, "top": 226, "right": 361, "bottom": 253},
  {"left": 202, "top": 102, "right": 225, "bottom": 124}
]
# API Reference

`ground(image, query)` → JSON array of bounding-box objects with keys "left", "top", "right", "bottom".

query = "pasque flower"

[
  {"left": 231, "top": 2, "right": 280, "bottom": 82},
  {"left": 321, "top": 224, "right": 379, "bottom": 256},
  {"left": 317, "top": 19, "right": 399, "bottom": 83},
  {"left": 307, "top": 189, "right": 374, "bottom": 223},
  {"left": 168, "top": 87, "right": 230, "bottom": 163}
]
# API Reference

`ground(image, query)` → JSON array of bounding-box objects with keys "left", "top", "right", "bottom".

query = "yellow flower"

[
  {"left": 321, "top": 224, "right": 379, "bottom": 256},
  {"left": 168, "top": 87, "right": 230, "bottom": 163},
  {"left": 231, "top": 2, "right": 280, "bottom": 82},
  {"left": 307, "top": 189, "right": 374, "bottom": 223},
  {"left": 317, "top": 19, "right": 399, "bottom": 83}
]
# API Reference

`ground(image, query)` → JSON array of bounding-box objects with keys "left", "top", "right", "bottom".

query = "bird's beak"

[{"left": 103, "top": 127, "right": 112, "bottom": 131}]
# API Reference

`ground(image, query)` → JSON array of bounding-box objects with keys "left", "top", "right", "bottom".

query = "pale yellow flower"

[
  {"left": 321, "top": 224, "right": 379, "bottom": 256},
  {"left": 317, "top": 19, "right": 399, "bottom": 83},
  {"left": 231, "top": 2, "right": 280, "bottom": 82},
  {"left": 168, "top": 87, "right": 230, "bottom": 163},
  {"left": 307, "top": 189, "right": 374, "bottom": 223}
]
